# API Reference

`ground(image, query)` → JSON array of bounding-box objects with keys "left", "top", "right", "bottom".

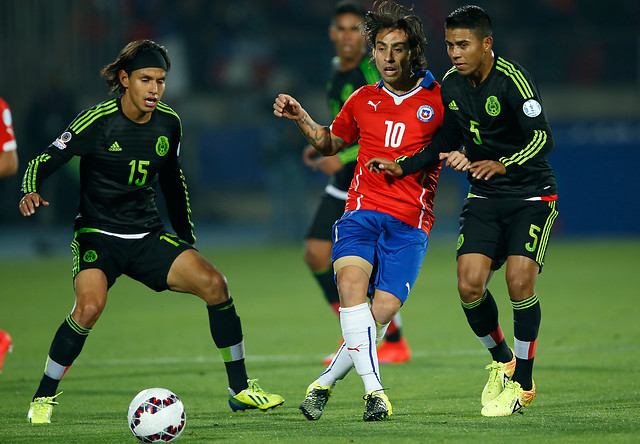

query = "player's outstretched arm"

[
  {"left": 366, "top": 157, "right": 403, "bottom": 176},
  {"left": 273, "top": 93, "right": 347, "bottom": 156},
  {"left": 19, "top": 192, "right": 49, "bottom": 216}
]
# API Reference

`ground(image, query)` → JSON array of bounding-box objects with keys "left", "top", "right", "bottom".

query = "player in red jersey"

[
  {"left": 0, "top": 97, "right": 18, "bottom": 178},
  {"left": 0, "top": 96, "right": 18, "bottom": 373},
  {"left": 274, "top": 1, "right": 443, "bottom": 422}
]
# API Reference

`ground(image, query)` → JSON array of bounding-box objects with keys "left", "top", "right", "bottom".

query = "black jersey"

[
  {"left": 398, "top": 55, "right": 556, "bottom": 199},
  {"left": 22, "top": 98, "right": 195, "bottom": 243},
  {"left": 325, "top": 56, "right": 379, "bottom": 194}
]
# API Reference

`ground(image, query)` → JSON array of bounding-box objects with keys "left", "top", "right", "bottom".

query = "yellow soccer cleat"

[
  {"left": 481, "top": 351, "right": 516, "bottom": 407},
  {"left": 228, "top": 379, "right": 284, "bottom": 412},
  {"left": 363, "top": 391, "right": 392, "bottom": 422},
  {"left": 27, "top": 392, "right": 62, "bottom": 424},
  {"left": 299, "top": 381, "right": 332, "bottom": 421},
  {"left": 481, "top": 380, "right": 536, "bottom": 417}
]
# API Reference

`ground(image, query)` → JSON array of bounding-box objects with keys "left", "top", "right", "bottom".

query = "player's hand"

[
  {"left": 365, "top": 157, "right": 403, "bottom": 176},
  {"left": 439, "top": 151, "right": 471, "bottom": 171},
  {"left": 468, "top": 160, "right": 506, "bottom": 180},
  {"left": 302, "top": 145, "right": 321, "bottom": 169},
  {"left": 19, "top": 192, "right": 49, "bottom": 216},
  {"left": 273, "top": 93, "right": 304, "bottom": 120}
]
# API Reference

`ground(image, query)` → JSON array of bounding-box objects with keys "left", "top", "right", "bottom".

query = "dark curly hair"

[
  {"left": 100, "top": 39, "right": 170, "bottom": 95},
  {"left": 362, "top": 1, "right": 427, "bottom": 71}
]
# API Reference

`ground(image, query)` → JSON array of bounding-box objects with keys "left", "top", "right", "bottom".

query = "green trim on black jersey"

[
  {"left": 495, "top": 57, "right": 534, "bottom": 100},
  {"left": 70, "top": 99, "right": 118, "bottom": 134},
  {"left": 359, "top": 57, "right": 380, "bottom": 86},
  {"left": 178, "top": 168, "right": 196, "bottom": 242},
  {"left": 22, "top": 153, "right": 52, "bottom": 193},
  {"left": 71, "top": 238, "right": 82, "bottom": 277},
  {"left": 537, "top": 201, "right": 558, "bottom": 265},
  {"left": 499, "top": 129, "right": 548, "bottom": 167},
  {"left": 442, "top": 66, "right": 458, "bottom": 81},
  {"left": 156, "top": 101, "right": 183, "bottom": 138}
]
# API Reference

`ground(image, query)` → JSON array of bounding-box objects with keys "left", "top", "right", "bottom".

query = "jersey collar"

[{"left": 375, "top": 70, "right": 436, "bottom": 90}]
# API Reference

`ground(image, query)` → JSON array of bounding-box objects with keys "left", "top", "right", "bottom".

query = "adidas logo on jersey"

[
  {"left": 108, "top": 141, "right": 122, "bottom": 152},
  {"left": 448, "top": 100, "right": 459, "bottom": 111}
]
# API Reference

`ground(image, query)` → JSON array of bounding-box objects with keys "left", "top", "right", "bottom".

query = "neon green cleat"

[
  {"left": 27, "top": 392, "right": 62, "bottom": 424},
  {"left": 363, "top": 391, "right": 392, "bottom": 421},
  {"left": 299, "top": 381, "right": 331, "bottom": 421},
  {"left": 481, "top": 380, "right": 536, "bottom": 417},
  {"left": 481, "top": 351, "right": 516, "bottom": 407},
  {"left": 228, "top": 379, "right": 284, "bottom": 412}
]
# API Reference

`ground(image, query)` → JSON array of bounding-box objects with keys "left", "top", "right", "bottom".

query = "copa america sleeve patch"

[
  {"left": 522, "top": 99, "right": 542, "bottom": 118},
  {"left": 53, "top": 131, "right": 72, "bottom": 150}
]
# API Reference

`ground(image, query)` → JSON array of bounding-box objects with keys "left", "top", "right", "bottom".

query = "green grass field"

[{"left": 0, "top": 238, "right": 638, "bottom": 443}]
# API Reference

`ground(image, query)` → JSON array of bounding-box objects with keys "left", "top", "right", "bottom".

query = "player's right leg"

[
  {"left": 28, "top": 268, "right": 109, "bottom": 423},
  {"left": 457, "top": 197, "right": 518, "bottom": 409},
  {"left": 458, "top": 254, "right": 514, "bottom": 406}
]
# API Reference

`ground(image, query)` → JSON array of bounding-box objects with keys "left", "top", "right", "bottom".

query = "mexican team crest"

[
  {"left": 485, "top": 96, "right": 501, "bottom": 116},
  {"left": 155, "top": 136, "right": 169, "bottom": 156}
]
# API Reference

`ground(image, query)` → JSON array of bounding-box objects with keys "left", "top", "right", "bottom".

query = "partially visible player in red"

[
  {"left": 0, "top": 97, "right": 18, "bottom": 178},
  {"left": 0, "top": 96, "right": 19, "bottom": 372},
  {"left": 274, "top": 1, "right": 443, "bottom": 422}
]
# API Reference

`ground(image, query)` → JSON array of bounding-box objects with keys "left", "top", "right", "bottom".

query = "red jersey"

[
  {"left": 0, "top": 97, "right": 17, "bottom": 153},
  {"left": 330, "top": 71, "right": 444, "bottom": 233}
]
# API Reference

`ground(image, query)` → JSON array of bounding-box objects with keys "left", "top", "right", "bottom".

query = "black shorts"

[
  {"left": 456, "top": 197, "right": 558, "bottom": 270},
  {"left": 71, "top": 229, "right": 196, "bottom": 291},
  {"left": 305, "top": 193, "right": 347, "bottom": 241}
]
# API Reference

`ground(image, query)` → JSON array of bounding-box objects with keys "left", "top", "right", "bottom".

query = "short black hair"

[
  {"left": 334, "top": 0, "right": 366, "bottom": 21},
  {"left": 362, "top": 0, "right": 428, "bottom": 71},
  {"left": 445, "top": 5, "right": 492, "bottom": 39}
]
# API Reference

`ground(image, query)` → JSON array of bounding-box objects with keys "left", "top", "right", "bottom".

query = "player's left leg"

[
  {"left": 481, "top": 200, "right": 557, "bottom": 416},
  {"left": 481, "top": 255, "right": 540, "bottom": 417},
  {"left": 166, "top": 248, "right": 283, "bottom": 411}
]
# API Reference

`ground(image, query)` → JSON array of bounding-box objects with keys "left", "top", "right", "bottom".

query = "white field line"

[{"left": 7, "top": 344, "right": 638, "bottom": 370}]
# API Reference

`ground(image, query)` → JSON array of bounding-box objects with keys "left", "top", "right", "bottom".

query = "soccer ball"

[{"left": 127, "top": 388, "right": 186, "bottom": 442}]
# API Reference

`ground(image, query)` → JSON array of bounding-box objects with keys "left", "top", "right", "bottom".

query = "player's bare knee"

[
  {"left": 506, "top": 276, "right": 535, "bottom": 301},
  {"left": 457, "top": 278, "right": 485, "bottom": 304},
  {"left": 303, "top": 247, "right": 322, "bottom": 270},
  {"left": 199, "top": 269, "right": 229, "bottom": 305},
  {"left": 71, "top": 301, "right": 104, "bottom": 327}
]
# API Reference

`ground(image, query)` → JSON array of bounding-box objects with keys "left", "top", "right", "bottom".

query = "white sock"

[
  {"left": 317, "top": 341, "right": 352, "bottom": 388},
  {"left": 339, "top": 303, "right": 383, "bottom": 394},
  {"left": 317, "top": 319, "right": 391, "bottom": 388}
]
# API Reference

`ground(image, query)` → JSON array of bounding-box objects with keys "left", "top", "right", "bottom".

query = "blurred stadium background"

[{"left": 0, "top": 0, "right": 638, "bottom": 257}]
